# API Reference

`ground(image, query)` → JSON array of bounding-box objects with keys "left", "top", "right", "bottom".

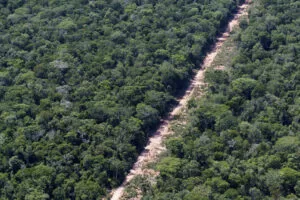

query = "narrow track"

[{"left": 110, "top": 1, "right": 250, "bottom": 199}]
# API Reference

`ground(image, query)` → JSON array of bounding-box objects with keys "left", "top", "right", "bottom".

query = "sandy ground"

[{"left": 110, "top": 1, "right": 250, "bottom": 199}]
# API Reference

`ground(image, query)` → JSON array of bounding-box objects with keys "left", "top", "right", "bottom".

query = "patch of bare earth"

[{"left": 109, "top": 1, "right": 251, "bottom": 199}]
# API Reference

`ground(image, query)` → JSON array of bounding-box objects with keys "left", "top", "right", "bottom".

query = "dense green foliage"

[
  {"left": 0, "top": 0, "right": 243, "bottom": 199},
  {"left": 140, "top": 0, "right": 300, "bottom": 199}
]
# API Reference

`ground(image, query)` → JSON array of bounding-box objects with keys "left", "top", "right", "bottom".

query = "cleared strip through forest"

[{"left": 110, "top": 1, "right": 250, "bottom": 199}]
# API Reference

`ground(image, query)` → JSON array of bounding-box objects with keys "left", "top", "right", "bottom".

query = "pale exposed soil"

[{"left": 109, "top": 1, "right": 250, "bottom": 199}]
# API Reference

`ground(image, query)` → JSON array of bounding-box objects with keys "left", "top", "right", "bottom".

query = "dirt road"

[{"left": 110, "top": 1, "right": 250, "bottom": 199}]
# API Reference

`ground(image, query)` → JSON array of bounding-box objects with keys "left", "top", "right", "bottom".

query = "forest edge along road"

[{"left": 110, "top": 1, "right": 251, "bottom": 199}]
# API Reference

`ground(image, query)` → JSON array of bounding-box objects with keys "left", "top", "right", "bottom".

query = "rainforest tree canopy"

[{"left": 0, "top": 0, "right": 244, "bottom": 199}]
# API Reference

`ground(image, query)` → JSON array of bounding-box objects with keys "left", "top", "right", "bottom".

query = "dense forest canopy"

[
  {"left": 0, "top": 0, "right": 245, "bottom": 199},
  {"left": 134, "top": 0, "right": 300, "bottom": 199}
]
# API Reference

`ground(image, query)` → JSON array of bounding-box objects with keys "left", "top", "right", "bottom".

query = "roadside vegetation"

[{"left": 135, "top": 0, "right": 300, "bottom": 199}]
